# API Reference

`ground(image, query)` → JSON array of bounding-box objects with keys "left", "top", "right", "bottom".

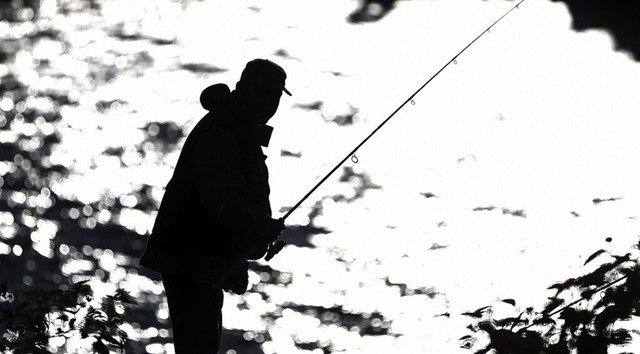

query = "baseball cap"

[{"left": 240, "top": 58, "right": 291, "bottom": 96}]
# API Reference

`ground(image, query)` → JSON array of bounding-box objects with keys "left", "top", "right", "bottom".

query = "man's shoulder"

[{"left": 190, "top": 122, "right": 240, "bottom": 162}]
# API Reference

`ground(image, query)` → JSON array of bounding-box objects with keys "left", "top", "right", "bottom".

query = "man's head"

[{"left": 236, "top": 58, "right": 291, "bottom": 124}]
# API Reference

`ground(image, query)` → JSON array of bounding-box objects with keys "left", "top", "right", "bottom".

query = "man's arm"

[{"left": 192, "top": 128, "right": 282, "bottom": 247}]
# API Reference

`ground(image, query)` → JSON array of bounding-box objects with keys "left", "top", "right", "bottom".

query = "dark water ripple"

[{"left": 0, "top": 3, "right": 213, "bottom": 352}]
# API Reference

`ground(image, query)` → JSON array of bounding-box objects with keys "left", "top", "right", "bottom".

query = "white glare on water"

[{"left": 4, "top": 0, "right": 640, "bottom": 352}]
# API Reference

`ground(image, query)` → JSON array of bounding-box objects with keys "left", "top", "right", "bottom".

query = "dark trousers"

[{"left": 162, "top": 273, "right": 224, "bottom": 353}]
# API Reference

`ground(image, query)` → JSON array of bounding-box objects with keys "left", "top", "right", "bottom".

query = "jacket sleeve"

[{"left": 192, "top": 128, "right": 272, "bottom": 239}]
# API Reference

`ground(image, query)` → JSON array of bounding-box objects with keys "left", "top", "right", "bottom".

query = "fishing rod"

[
  {"left": 281, "top": 0, "right": 525, "bottom": 222},
  {"left": 264, "top": 0, "right": 526, "bottom": 261}
]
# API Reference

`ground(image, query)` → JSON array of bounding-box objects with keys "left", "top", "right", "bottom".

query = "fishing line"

[
  {"left": 264, "top": 0, "right": 526, "bottom": 261},
  {"left": 281, "top": 0, "right": 526, "bottom": 221}
]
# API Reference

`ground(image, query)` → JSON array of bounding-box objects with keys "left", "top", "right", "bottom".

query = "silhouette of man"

[{"left": 139, "top": 58, "right": 291, "bottom": 353}]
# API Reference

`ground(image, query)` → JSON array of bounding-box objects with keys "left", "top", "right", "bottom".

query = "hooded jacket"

[{"left": 139, "top": 83, "right": 274, "bottom": 291}]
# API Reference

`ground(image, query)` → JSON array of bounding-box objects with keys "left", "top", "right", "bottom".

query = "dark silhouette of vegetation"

[
  {"left": 2, "top": 1, "right": 639, "bottom": 353},
  {"left": 0, "top": 280, "right": 137, "bottom": 354},
  {"left": 460, "top": 247, "right": 640, "bottom": 353},
  {"left": 349, "top": 0, "right": 640, "bottom": 62},
  {"left": 550, "top": 0, "right": 640, "bottom": 61}
]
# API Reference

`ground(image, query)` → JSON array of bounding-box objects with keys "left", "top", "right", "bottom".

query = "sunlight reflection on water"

[{"left": 2, "top": 0, "right": 640, "bottom": 353}]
